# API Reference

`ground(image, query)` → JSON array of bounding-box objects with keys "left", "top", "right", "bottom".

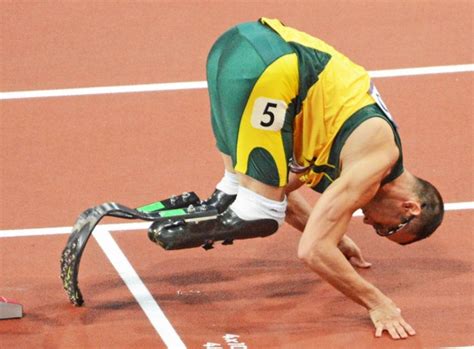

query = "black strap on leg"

[
  {"left": 149, "top": 207, "right": 279, "bottom": 250},
  {"left": 60, "top": 192, "right": 200, "bottom": 306},
  {"left": 200, "top": 189, "right": 237, "bottom": 213}
]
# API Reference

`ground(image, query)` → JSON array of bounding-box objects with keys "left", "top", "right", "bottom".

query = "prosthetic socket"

[{"left": 148, "top": 189, "right": 279, "bottom": 250}]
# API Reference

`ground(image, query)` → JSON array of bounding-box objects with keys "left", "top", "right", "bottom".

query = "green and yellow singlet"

[{"left": 206, "top": 18, "right": 403, "bottom": 192}]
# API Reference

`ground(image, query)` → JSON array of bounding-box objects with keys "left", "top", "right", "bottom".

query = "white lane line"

[
  {"left": 0, "top": 64, "right": 472, "bottom": 100},
  {"left": 368, "top": 64, "right": 474, "bottom": 78},
  {"left": 0, "top": 81, "right": 207, "bottom": 100},
  {"left": 0, "top": 201, "right": 473, "bottom": 238},
  {"left": 354, "top": 201, "right": 474, "bottom": 217},
  {"left": 93, "top": 227, "right": 186, "bottom": 349}
]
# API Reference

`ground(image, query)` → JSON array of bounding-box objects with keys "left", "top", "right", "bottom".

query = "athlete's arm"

[
  {"left": 285, "top": 176, "right": 310, "bottom": 232},
  {"left": 297, "top": 118, "right": 415, "bottom": 339},
  {"left": 287, "top": 191, "right": 371, "bottom": 267},
  {"left": 285, "top": 174, "right": 370, "bottom": 268},
  {"left": 337, "top": 234, "right": 372, "bottom": 268}
]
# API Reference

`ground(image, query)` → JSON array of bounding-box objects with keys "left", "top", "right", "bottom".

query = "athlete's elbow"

[
  {"left": 297, "top": 247, "right": 316, "bottom": 265},
  {"left": 297, "top": 240, "right": 326, "bottom": 267}
]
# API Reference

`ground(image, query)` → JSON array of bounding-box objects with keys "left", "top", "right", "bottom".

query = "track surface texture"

[{"left": 1, "top": 1, "right": 473, "bottom": 348}]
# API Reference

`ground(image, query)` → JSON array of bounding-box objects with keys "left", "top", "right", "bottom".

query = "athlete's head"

[
  {"left": 399, "top": 176, "right": 444, "bottom": 244},
  {"left": 362, "top": 175, "right": 444, "bottom": 245}
]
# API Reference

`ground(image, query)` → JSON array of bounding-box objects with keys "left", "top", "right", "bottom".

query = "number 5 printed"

[{"left": 251, "top": 97, "right": 287, "bottom": 131}]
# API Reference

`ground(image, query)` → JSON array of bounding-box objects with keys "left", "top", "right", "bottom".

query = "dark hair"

[{"left": 405, "top": 177, "right": 444, "bottom": 244}]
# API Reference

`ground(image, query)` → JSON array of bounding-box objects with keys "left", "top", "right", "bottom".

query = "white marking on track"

[
  {"left": 93, "top": 227, "right": 186, "bottom": 348},
  {"left": 0, "top": 64, "right": 472, "bottom": 100},
  {"left": 368, "top": 64, "right": 474, "bottom": 78},
  {"left": 0, "top": 201, "right": 472, "bottom": 238},
  {"left": 0, "top": 81, "right": 207, "bottom": 100}
]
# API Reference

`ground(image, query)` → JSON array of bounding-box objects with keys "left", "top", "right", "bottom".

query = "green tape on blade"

[
  {"left": 137, "top": 201, "right": 165, "bottom": 213},
  {"left": 159, "top": 209, "right": 187, "bottom": 217}
]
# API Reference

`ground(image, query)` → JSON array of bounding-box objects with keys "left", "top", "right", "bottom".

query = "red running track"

[{"left": 1, "top": 1, "right": 473, "bottom": 348}]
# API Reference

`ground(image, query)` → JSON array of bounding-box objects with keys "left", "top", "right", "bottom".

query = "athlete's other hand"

[
  {"left": 338, "top": 235, "right": 372, "bottom": 268},
  {"left": 369, "top": 302, "right": 416, "bottom": 339}
]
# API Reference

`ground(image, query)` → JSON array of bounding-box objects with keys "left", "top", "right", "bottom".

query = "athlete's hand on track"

[
  {"left": 338, "top": 235, "right": 372, "bottom": 268},
  {"left": 369, "top": 302, "right": 416, "bottom": 339}
]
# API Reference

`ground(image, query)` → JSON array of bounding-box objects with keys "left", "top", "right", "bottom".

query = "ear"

[{"left": 402, "top": 201, "right": 422, "bottom": 216}]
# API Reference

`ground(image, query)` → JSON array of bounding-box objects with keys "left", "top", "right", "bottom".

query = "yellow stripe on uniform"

[
  {"left": 235, "top": 53, "right": 299, "bottom": 187},
  {"left": 261, "top": 17, "right": 376, "bottom": 189}
]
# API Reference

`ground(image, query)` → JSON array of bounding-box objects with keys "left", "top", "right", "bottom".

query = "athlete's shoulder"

[
  {"left": 342, "top": 117, "right": 399, "bottom": 166},
  {"left": 259, "top": 17, "right": 336, "bottom": 53}
]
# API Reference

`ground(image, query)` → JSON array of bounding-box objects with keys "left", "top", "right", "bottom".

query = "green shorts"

[{"left": 206, "top": 21, "right": 298, "bottom": 187}]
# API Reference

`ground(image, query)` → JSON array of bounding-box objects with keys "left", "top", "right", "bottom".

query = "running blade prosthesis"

[{"left": 60, "top": 192, "right": 200, "bottom": 306}]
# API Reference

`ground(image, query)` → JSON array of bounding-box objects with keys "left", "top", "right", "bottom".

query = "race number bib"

[
  {"left": 251, "top": 97, "right": 287, "bottom": 131},
  {"left": 369, "top": 82, "right": 395, "bottom": 122}
]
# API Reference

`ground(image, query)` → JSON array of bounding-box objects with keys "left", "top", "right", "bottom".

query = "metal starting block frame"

[{"left": 0, "top": 296, "right": 23, "bottom": 320}]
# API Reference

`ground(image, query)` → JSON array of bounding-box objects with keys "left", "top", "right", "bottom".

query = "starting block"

[{"left": 0, "top": 296, "right": 23, "bottom": 320}]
